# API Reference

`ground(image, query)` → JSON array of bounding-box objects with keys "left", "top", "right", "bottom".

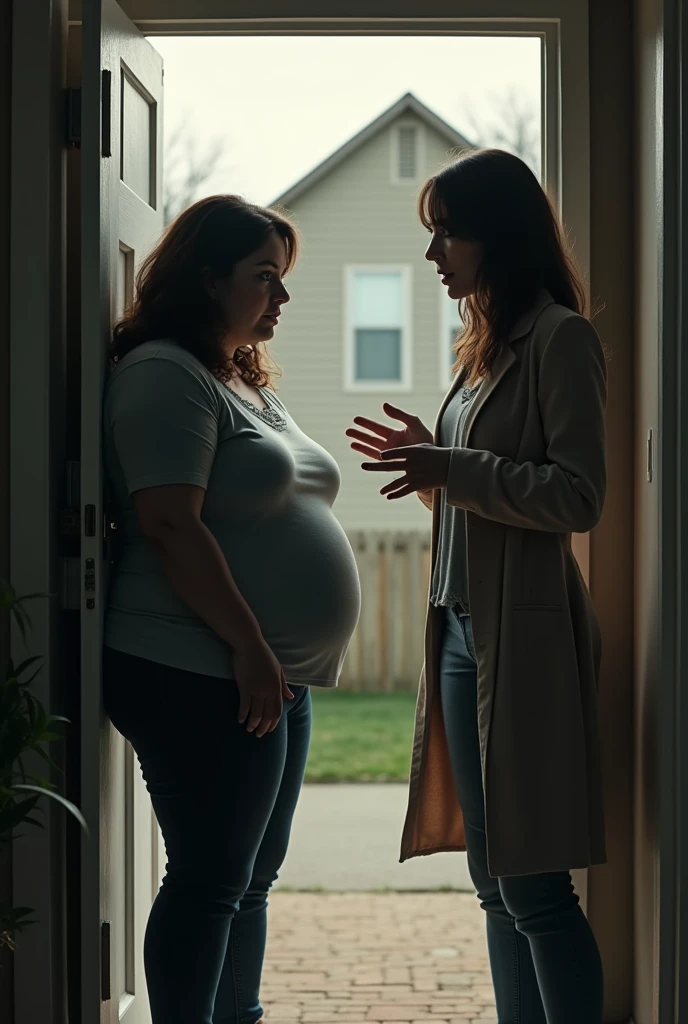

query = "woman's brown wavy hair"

[
  {"left": 419, "top": 149, "right": 587, "bottom": 384},
  {"left": 111, "top": 195, "right": 299, "bottom": 387}
]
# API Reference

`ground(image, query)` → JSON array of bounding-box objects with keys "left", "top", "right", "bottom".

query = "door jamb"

[{"left": 657, "top": 0, "right": 687, "bottom": 1020}]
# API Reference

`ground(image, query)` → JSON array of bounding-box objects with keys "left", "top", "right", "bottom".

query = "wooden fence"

[{"left": 339, "top": 529, "right": 432, "bottom": 692}]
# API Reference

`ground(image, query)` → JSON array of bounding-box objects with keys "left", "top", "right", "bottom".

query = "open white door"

[{"left": 81, "top": 3, "right": 165, "bottom": 1022}]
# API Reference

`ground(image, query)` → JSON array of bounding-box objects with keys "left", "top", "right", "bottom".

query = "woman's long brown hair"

[
  {"left": 111, "top": 195, "right": 299, "bottom": 388},
  {"left": 419, "top": 149, "right": 587, "bottom": 384}
]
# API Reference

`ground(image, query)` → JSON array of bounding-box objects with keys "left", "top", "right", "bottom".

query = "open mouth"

[{"left": 440, "top": 273, "right": 454, "bottom": 285}]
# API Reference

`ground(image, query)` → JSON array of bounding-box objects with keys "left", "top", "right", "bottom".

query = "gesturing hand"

[
  {"left": 359, "top": 443, "right": 452, "bottom": 500},
  {"left": 346, "top": 403, "right": 433, "bottom": 461}
]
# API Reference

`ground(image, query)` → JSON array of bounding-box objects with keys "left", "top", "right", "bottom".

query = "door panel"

[
  {"left": 121, "top": 72, "right": 155, "bottom": 205},
  {"left": 82, "top": 3, "right": 164, "bottom": 1022}
]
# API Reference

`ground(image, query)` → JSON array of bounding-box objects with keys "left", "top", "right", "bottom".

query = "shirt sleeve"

[
  {"left": 105, "top": 354, "right": 222, "bottom": 495},
  {"left": 445, "top": 314, "right": 607, "bottom": 533}
]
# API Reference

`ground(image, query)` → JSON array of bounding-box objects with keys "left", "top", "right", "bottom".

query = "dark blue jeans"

[
  {"left": 439, "top": 609, "right": 604, "bottom": 1024},
  {"left": 103, "top": 647, "right": 312, "bottom": 1024}
]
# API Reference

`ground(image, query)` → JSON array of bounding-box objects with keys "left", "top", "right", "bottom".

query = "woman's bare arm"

[
  {"left": 134, "top": 484, "right": 263, "bottom": 651},
  {"left": 133, "top": 483, "right": 289, "bottom": 736}
]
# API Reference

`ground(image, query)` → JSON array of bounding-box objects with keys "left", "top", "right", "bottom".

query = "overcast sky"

[{"left": 151, "top": 35, "right": 541, "bottom": 208}]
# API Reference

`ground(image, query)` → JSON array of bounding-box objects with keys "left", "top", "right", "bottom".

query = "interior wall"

[
  {"left": 587, "top": 3, "right": 635, "bottom": 1020},
  {"left": 633, "top": 0, "right": 662, "bottom": 1020},
  {"left": 0, "top": 1, "right": 13, "bottom": 1021},
  {"left": 9, "top": 2, "right": 71, "bottom": 1022}
]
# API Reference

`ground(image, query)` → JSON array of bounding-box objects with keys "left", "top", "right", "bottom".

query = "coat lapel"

[
  {"left": 433, "top": 369, "right": 467, "bottom": 444},
  {"left": 461, "top": 290, "right": 554, "bottom": 447},
  {"left": 463, "top": 344, "right": 516, "bottom": 448}
]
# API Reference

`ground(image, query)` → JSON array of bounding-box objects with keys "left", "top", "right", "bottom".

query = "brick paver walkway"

[{"left": 262, "top": 893, "right": 496, "bottom": 1024}]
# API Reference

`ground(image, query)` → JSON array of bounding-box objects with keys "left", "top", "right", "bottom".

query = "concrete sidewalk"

[{"left": 275, "top": 785, "right": 473, "bottom": 893}]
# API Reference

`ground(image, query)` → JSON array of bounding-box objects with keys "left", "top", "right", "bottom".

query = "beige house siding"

[{"left": 273, "top": 109, "right": 464, "bottom": 530}]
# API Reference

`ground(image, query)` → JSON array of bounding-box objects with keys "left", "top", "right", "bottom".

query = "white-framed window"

[
  {"left": 344, "top": 265, "right": 412, "bottom": 391},
  {"left": 390, "top": 122, "right": 425, "bottom": 184},
  {"left": 440, "top": 288, "right": 465, "bottom": 389}
]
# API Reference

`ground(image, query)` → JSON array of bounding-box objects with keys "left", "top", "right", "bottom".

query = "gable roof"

[{"left": 271, "top": 92, "right": 473, "bottom": 208}]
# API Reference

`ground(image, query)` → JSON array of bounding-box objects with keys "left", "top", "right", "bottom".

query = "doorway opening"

[
  {"left": 140, "top": 32, "right": 545, "bottom": 1024},
  {"left": 53, "top": 5, "right": 593, "bottom": 1021}
]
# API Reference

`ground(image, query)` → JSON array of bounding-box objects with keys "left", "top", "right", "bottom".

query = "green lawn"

[{"left": 305, "top": 689, "right": 417, "bottom": 783}]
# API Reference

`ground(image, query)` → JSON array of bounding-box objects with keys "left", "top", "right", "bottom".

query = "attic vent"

[{"left": 396, "top": 125, "right": 418, "bottom": 180}]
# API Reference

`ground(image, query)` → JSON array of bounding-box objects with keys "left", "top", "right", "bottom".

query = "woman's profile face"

[
  {"left": 209, "top": 231, "right": 291, "bottom": 348},
  {"left": 425, "top": 226, "right": 484, "bottom": 301}
]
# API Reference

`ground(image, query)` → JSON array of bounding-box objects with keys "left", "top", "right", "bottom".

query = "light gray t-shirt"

[
  {"left": 430, "top": 383, "right": 481, "bottom": 612},
  {"left": 102, "top": 341, "right": 361, "bottom": 686}
]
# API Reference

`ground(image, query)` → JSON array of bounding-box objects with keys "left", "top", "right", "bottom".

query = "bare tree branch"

[
  {"left": 163, "top": 115, "right": 232, "bottom": 224},
  {"left": 458, "top": 88, "right": 541, "bottom": 177}
]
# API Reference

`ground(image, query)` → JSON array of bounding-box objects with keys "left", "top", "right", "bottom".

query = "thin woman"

[
  {"left": 347, "top": 150, "right": 606, "bottom": 1023},
  {"left": 103, "top": 195, "right": 361, "bottom": 1024}
]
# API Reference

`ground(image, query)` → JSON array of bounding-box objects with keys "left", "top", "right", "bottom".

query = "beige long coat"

[{"left": 399, "top": 291, "right": 607, "bottom": 878}]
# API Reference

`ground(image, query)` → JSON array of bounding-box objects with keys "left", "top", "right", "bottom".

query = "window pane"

[
  {"left": 355, "top": 329, "right": 402, "bottom": 381},
  {"left": 398, "top": 126, "right": 417, "bottom": 179},
  {"left": 353, "top": 272, "right": 403, "bottom": 326}
]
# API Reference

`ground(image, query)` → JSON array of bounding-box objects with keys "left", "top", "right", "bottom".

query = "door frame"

[
  {"left": 16, "top": 3, "right": 674, "bottom": 1023},
  {"left": 11, "top": 2, "right": 589, "bottom": 1021}
]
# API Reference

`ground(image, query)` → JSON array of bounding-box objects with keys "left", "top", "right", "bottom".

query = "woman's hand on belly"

[{"left": 233, "top": 637, "right": 294, "bottom": 738}]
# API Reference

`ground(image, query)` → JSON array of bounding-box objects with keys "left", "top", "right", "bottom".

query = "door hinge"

[
  {"left": 84, "top": 504, "right": 97, "bottom": 538},
  {"left": 101, "top": 921, "right": 111, "bottom": 1002},
  {"left": 65, "top": 88, "right": 81, "bottom": 149},
  {"left": 101, "top": 69, "right": 112, "bottom": 158},
  {"left": 84, "top": 556, "right": 96, "bottom": 611},
  {"left": 647, "top": 428, "right": 654, "bottom": 483}
]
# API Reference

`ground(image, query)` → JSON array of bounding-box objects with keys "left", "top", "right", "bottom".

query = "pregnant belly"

[{"left": 218, "top": 512, "right": 362, "bottom": 672}]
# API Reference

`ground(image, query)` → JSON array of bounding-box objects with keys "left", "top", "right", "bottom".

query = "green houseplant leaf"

[
  {"left": 0, "top": 581, "right": 88, "bottom": 956},
  {"left": 11, "top": 786, "right": 89, "bottom": 835}
]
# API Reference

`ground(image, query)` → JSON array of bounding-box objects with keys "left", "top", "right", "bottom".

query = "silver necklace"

[
  {"left": 460, "top": 382, "right": 481, "bottom": 404},
  {"left": 228, "top": 387, "right": 288, "bottom": 432}
]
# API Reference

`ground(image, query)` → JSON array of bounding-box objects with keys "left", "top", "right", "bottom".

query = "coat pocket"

[{"left": 516, "top": 529, "right": 566, "bottom": 607}]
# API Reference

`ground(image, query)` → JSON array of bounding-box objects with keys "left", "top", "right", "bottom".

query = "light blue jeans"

[{"left": 439, "top": 607, "right": 604, "bottom": 1024}]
